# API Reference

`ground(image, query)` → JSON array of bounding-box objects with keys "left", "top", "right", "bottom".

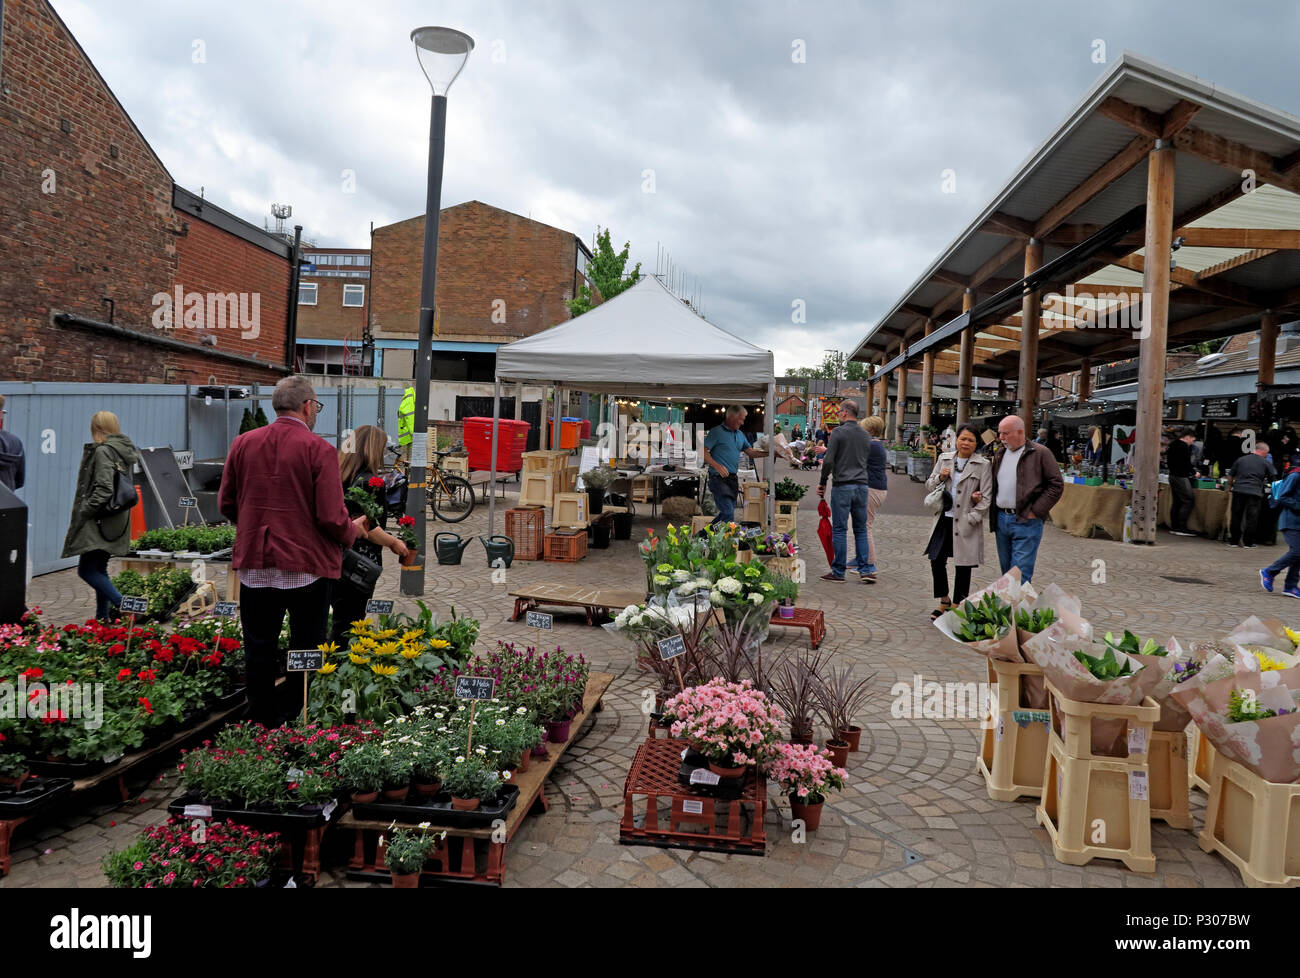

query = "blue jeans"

[
  {"left": 1266, "top": 529, "right": 1300, "bottom": 590},
  {"left": 995, "top": 511, "right": 1045, "bottom": 584},
  {"left": 77, "top": 550, "right": 121, "bottom": 620},
  {"left": 830, "top": 484, "right": 871, "bottom": 578},
  {"left": 708, "top": 472, "right": 736, "bottom": 525}
]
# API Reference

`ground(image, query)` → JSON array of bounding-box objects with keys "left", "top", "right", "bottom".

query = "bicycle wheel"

[{"left": 430, "top": 474, "right": 476, "bottom": 523}]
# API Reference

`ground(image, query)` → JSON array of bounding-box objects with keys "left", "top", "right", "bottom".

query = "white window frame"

[
  {"left": 342, "top": 284, "right": 365, "bottom": 307},
  {"left": 298, "top": 282, "right": 318, "bottom": 305}
]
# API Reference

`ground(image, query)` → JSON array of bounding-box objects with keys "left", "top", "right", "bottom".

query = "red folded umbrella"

[{"left": 817, "top": 498, "right": 834, "bottom": 566}]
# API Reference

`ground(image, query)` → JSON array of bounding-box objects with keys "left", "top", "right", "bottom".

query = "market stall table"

[
  {"left": 1048, "top": 483, "right": 1132, "bottom": 540},
  {"left": 111, "top": 553, "right": 239, "bottom": 602},
  {"left": 615, "top": 467, "right": 707, "bottom": 518},
  {"left": 338, "top": 671, "right": 614, "bottom": 887},
  {"left": 1157, "top": 486, "right": 1231, "bottom": 538}
]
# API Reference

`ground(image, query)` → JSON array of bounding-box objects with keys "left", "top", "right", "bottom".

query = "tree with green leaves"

[{"left": 567, "top": 227, "right": 642, "bottom": 318}]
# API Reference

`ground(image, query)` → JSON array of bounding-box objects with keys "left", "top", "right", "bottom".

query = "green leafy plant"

[
  {"left": 1072, "top": 647, "right": 1134, "bottom": 680},
  {"left": 112, "top": 567, "right": 194, "bottom": 616},
  {"left": 345, "top": 486, "right": 384, "bottom": 526},
  {"left": 773, "top": 477, "right": 807, "bottom": 502},
  {"left": 581, "top": 466, "right": 616, "bottom": 490},
  {"left": 1014, "top": 607, "right": 1057, "bottom": 633},
  {"left": 442, "top": 753, "right": 504, "bottom": 802},
  {"left": 770, "top": 574, "right": 799, "bottom": 605},
  {"left": 1227, "top": 688, "right": 1280, "bottom": 722},
  {"left": 950, "top": 594, "right": 1013, "bottom": 642},
  {"left": 338, "top": 740, "right": 385, "bottom": 794},
  {"left": 383, "top": 824, "right": 444, "bottom": 877},
  {"left": 1104, "top": 629, "right": 1168, "bottom": 658}
]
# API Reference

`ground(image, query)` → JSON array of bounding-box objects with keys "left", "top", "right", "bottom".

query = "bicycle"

[{"left": 385, "top": 448, "right": 476, "bottom": 523}]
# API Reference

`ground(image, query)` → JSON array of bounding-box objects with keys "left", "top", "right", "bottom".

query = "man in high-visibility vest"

[{"left": 397, "top": 386, "right": 415, "bottom": 457}]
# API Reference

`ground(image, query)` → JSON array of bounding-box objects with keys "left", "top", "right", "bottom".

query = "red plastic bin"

[{"left": 462, "top": 417, "right": 530, "bottom": 473}]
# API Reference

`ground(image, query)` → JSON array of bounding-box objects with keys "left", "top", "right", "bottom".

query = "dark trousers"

[
  {"left": 1168, "top": 476, "right": 1195, "bottom": 532},
  {"left": 1265, "top": 529, "right": 1300, "bottom": 590},
  {"left": 328, "top": 577, "right": 373, "bottom": 650},
  {"left": 239, "top": 578, "right": 330, "bottom": 728},
  {"left": 931, "top": 560, "right": 972, "bottom": 603},
  {"left": 1230, "top": 493, "right": 1263, "bottom": 546},
  {"left": 77, "top": 550, "right": 121, "bottom": 620}
]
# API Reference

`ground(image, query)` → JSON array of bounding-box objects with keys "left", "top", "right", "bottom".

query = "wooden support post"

[
  {"left": 1017, "top": 239, "right": 1044, "bottom": 429},
  {"left": 1259, "top": 310, "right": 1278, "bottom": 388},
  {"left": 876, "top": 361, "right": 888, "bottom": 419},
  {"left": 1132, "top": 143, "right": 1176, "bottom": 544},
  {"left": 920, "top": 318, "right": 935, "bottom": 429},
  {"left": 894, "top": 343, "right": 908, "bottom": 441},
  {"left": 1078, "top": 358, "right": 1092, "bottom": 401},
  {"left": 957, "top": 290, "right": 975, "bottom": 426},
  {"left": 998, "top": 378, "right": 1007, "bottom": 400}
]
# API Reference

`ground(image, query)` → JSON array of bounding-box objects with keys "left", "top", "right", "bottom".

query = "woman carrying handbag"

[
  {"left": 329, "top": 425, "right": 409, "bottom": 648},
  {"left": 61, "top": 411, "right": 141, "bottom": 621},
  {"left": 923, "top": 424, "right": 993, "bottom": 621}
]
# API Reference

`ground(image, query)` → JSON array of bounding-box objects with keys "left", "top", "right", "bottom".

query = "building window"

[
  {"left": 342, "top": 284, "right": 365, "bottom": 307},
  {"left": 298, "top": 282, "right": 318, "bottom": 305}
]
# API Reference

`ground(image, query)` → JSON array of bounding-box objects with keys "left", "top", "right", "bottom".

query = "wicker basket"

[{"left": 505, "top": 507, "right": 545, "bottom": 561}]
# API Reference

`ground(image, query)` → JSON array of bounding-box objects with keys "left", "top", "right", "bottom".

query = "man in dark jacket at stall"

[
  {"left": 1166, "top": 427, "right": 1197, "bottom": 536},
  {"left": 1227, "top": 441, "right": 1276, "bottom": 549}
]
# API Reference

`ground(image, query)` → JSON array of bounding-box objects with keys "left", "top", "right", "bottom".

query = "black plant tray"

[
  {"left": 352, "top": 784, "right": 519, "bottom": 828},
  {"left": 27, "top": 755, "right": 118, "bottom": 778},
  {"left": 0, "top": 775, "right": 75, "bottom": 816},
  {"left": 214, "top": 687, "right": 247, "bottom": 713},
  {"left": 676, "top": 748, "right": 749, "bottom": 800},
  {"left": 166, "top": 790, "right": 341, "bottom": 830}
]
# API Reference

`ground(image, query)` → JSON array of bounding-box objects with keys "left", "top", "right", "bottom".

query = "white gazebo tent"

[{"left": 488, "top": 274, "right": 777, "bottom": 532}]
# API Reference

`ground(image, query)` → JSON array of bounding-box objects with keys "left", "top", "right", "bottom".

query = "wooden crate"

[
  {"left": 1198, "top": 752, "right": 1300, "bottom": 887},
  {"left": 743, "top": 483, "right": 767, "bottom": 503},
  {"left": 977, "top": 657, "right": 1051, "bottom": 802},
  {"left": 742, "top": 499, "right": 767, "bottom": 524},
  {"left": 775, "top": 500, "right": 798, "bottom": 515},
  {"left": 518, "top": 473, "right": 553, "bottom": 508},
  {"left": 631, "top": 476, "right": 653, "bottom": 503},
  {"left": 690, "top": 515, "right": 714, "bottom": 537},
  {"left": 544, "top": 530, "right": 587, "bottom": 562},
  {"left": 553, "top": 491, "right": 589, "bottom": 528},
  {"left": 1148, "top": 729, "right": 1192, "bottom": 829},
  {"left": 773, "top": 513, "right": 797, "bottom": 536},
  {"left": 505, "top": 507, "right": 545, "bottom": 561},
  {"left": 442, "top": 455, "right": 469, "bottom": 475}
]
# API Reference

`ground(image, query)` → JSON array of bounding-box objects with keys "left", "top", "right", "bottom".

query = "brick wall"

[
  {"left": 0, "top": 0, "right": 287, "bottom": 385},
  {"left": 371, "top": 201, "right": 581, "bottom": 341},
  {"left": 297, "top": 275, "right": 368, "bottom": 342}
]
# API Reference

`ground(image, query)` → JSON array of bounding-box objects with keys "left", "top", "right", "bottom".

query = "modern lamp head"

[{"left": 411, "top": 27, "right": 474, "bottom": 96}]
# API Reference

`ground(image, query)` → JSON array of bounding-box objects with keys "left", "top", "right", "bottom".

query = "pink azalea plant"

[
  {"left": 765, "top": 742, "right": 847, "bottom": 803},
  {"left": 661, "top": 677, "right": 786, "bottom": 767}
]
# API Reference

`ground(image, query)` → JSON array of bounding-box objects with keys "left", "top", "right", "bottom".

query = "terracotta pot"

[
  {"left": 518, "top": 750, "right": 531, "bottom": 773},
  {"left": 824, "top": 739, "right": 850, "bottom": 767},
  {"left": 450, "top": 795, "right": 480, "bottom": 812},
  {"left": 789, "top": 795, "right": 824, "bottom": 831},
  {"left": 400, "top": 548, "right": 418, "bottom": 567},
  {"left": 382, "top": 785, "right": 410, "bottom": 802},
  {"left": 790, "top": 729, "right": 814, "bottom": 746},
  {"left": 836, "top": 725, "right": 862, "bottom": 752},
  {"left": 708, "top": 761, "right": 746, "bottom": 780},
  {"left": 0, "top": 771, "right": 31, "bottom": 790},
  {"left": 390, "top": 871, "right": 420, "bottom": 888},
  {"left": 546, "top": 718, "right": 572, "bottom": 743},
  {"left": 413, "top": 780, "right": 442, "bottom": 797},
  {"left": 351, "top": 789, "right": 379, "bottom": 805}
]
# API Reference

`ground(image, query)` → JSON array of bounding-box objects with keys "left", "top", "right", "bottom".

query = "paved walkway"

[{"left": 4, "top": 464, "right": 1274, "bottom": 888}]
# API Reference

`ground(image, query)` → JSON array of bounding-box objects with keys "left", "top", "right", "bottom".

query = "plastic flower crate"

[
  {"left": 1035, "top": 683, "right": 1159, "bottom": 873},
  {"left": 1198, "top": 752, "right": 1300, "bottom": 887},
  {"left": 505, "top": 507, "right": 545, "bottom": 561},
  {"left": 977, "top": 657, "right": 1051, "bottom": 802},
  {"left": 1188, "top": 726, "right": 1216, "bottom": 793},
  {"left": 1148, "top": 729, "right": 1192, "bottom": 829},
  {"left": 544, "top": 530, "right": 587, "bottom": 562}
]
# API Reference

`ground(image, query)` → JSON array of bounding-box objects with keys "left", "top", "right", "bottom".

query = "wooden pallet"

[
  {"left": 509, "top": 584, "right": 645, "bottom": 626},
  {"left": 338, "top": 671, "right": 614, "bottom": 887},
  {"left": 620, "top": 736, "right": 766, "bottom": 856}
]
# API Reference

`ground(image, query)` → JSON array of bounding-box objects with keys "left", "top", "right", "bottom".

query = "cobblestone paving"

[{"left": 4, "top": 465, "right": 1270, "bottom": 888}]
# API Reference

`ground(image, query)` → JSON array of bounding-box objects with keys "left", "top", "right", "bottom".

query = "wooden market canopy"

[
  {"left": 849, "top": 52, "right": 1300, "bottom": 544},
  {"left": 852, "top": 52, "right": 1300, "bottom": 383}
]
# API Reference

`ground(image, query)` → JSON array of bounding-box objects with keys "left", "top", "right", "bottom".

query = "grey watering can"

[{"left": 434, "top": 532, "right": 472, "bottom": 565}]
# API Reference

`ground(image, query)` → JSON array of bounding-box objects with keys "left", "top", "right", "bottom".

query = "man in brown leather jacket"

[{"left": 987, "top": 415, "right": 1063, "bottom": 583}]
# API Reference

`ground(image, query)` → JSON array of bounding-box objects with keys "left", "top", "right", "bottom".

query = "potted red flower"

[
  {"left": 394, "top": 515, "right": 419, "bottom": 566},
  {"left": 764, "top": 742, "right": 847, "bottom": 831}
]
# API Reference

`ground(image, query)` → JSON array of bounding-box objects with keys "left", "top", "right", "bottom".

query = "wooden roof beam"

[
  {"left": 981, "top": 212, "right": 1035, "bottom": 237},
  {"left": 1110, "top": 253, "right": 1265, "bottom": 306},
  {"left": 1033, "top": 136, "right": 1155, "bottom": 238},
  {"left": 1098, "top": 98, "right": 1202, "bottom": 141},
  {"left": 1172, "top": 127, "right": 1300, "bottom": 196},
  {"left": 1196, "top": 249, "right": 1279, "bottom": 280}
]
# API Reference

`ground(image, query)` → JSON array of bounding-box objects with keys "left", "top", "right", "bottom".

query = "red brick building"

[
  {"left": 0, "top": 0, "right": 292, "bottom": 385},
  {"left": 294, "top": 247, "right": 371, "bottom": 375}
]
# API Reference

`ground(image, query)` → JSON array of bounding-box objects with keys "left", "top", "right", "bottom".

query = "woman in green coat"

[{"left": 61, "top": 411, "right": 140, "bottom": 620}]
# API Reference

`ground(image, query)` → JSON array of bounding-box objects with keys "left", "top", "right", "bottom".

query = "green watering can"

[
  {"left": 434, "top": 532, "right": 473, "bottom": 565},
  {"left": 481, "top": 535, "right": 514, "bottom": 569}
]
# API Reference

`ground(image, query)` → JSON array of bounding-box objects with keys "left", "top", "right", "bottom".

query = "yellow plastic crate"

[
  {"left": 1199, "top": 753, "right": 1300, "bottom": 887},
  {"left": 977, "top": 658, "right": 1051, "bottom": 802},
  {"left": 1148, "top": 729, "right": 1192, "bottom": 830}
]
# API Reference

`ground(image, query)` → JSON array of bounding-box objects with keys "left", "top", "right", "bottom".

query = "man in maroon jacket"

[{"left": 219, "top": 375, "right": 362, "bottom": 726}]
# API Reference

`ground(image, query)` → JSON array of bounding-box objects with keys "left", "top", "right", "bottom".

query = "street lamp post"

[{"left": 403, "top": 26, "right": 474, "bottom": 597}]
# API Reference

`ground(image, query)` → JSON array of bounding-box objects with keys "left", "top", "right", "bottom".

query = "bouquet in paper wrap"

[
  {"left": 1169, "top": 665, "right": 1300, "bottom": 783},
  {"left": 933, "top": 569, "right": 1029, "bottom": 664},
  {"left": 1101, "top": 631, "right": 1209, "bottom": 732},
  {"left": 1022, "top": 627, "right": 1163, "bottom": 757},
  {"left": 1011, "top": 581, "right": 1093, "bottom": 708},
  {"left": 1223, "top": 616, "right": 1298, "bottom": 660}
]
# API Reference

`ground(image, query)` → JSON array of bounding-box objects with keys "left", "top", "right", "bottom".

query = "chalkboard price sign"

[
  {"left": 213, "top": 601, "right": 239, "bottom": 617},
  {"left": 525, "top": 611, "right": 553, "bottom": 630},
  {"left": 365, "top": 599, "right": 394, "bottom": 616},
  {"left": 454, "top": 676, "right": 497, "bottom": 700},
  {"left": 119, "top": 596, "right": 150, "bottom": 614},
  {"left": 178, "top": 496, "right": 199, "bottom": 509},
  {"left": 286, "top": 649, "right": 325, "bottom": 672},
  {"left": 657, "top": 635, "right": 686, "bottom": 661}
]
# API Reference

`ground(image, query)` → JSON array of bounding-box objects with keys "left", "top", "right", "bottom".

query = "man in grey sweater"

[{"left": 816, "top": 399, "right": 873, "bottom": 582}]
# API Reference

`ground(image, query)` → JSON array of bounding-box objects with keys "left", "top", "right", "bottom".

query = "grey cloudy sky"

[{"left": 54, "top": 0, "right": 1300, "bottom": 374}]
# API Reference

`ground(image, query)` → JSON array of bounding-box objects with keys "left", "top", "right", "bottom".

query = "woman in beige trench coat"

[{"left": 924, "top": 424, "right": 993, "bottom": 620}]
